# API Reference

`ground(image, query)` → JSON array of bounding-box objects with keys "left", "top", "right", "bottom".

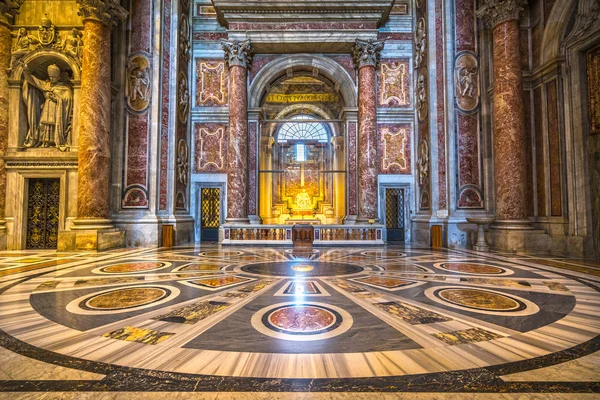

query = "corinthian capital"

[
  {"left": 0, "top": 0, "right": 23, "bottom": 26},
  {"left": 221, "top": 39, "right": 253, "bottom": 69},
  {"left": 76, "top": 0, "right": 128, "bottom": 27},
  {"left": 477, "top": 0, "right": 527, "bottom": 28},
  {"left": 352, "top": 39, "right": 385, "bottom": 69}
]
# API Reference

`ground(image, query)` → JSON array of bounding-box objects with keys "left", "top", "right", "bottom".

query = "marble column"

[
  {"left": 73, "top": 0, "right": 127, "bottom": 229},
  {"left": 478, "top": 0, "right": 531, "bottom": 228},
  {"left": 0, "top": 1, "right": 21, "bottom": 236},
  {"left": 222, "top": 40, "right": 252, "bottom": 224},
  {"left": 353, "top": 39, "right": 384, "bottom": 223}
]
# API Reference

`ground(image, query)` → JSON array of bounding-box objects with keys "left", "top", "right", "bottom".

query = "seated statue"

[
  {"left": 295, "top": 189, "right": 312, "bottom": 209},
  {"left": 22, "top": 63, "right": 73, "bottom": 151}
]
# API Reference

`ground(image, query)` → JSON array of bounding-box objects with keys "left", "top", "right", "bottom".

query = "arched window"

[{"left": 277, "top": 115, "right": 329, "bottom": 143}]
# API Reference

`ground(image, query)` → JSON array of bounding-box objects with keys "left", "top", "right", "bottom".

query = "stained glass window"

[{"left": 277, "top": 115, "right": 329, "bottom": 143}]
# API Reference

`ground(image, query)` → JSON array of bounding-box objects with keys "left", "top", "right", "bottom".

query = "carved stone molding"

[
  {"left": 416, "top": 70, "right": 428, "bottom": 122},
  {"left": 417, "top": 139, "right": 429, "bottom": 187},
  {"left": 179, "top": 14, "right": 191, "bottom": 64},
  {"left": 0, "top": 0, "right": 23, "bottom": 26},
  {"left": 455, "top": 52, "right": 480, "bottom": 113},
  {"left": 76, "top": 0, "right": 128, "bottom": 27},
  {"left": 477, "top": 0, "right": 527, "bottom": 28},
  {"left": 352, "top": 39, "right": 384, "bottom": 69},
  {"left": 177, "top": 72, "right": 189, "bottom": 123},
  {"left": 177, "top": 139, "right": 189, "bottom": 186},
  {"left": 221, "top": 39, "right": 252, "bottom": 69},
  {"left": 414, "top": 17, "right": 427, "bottom": 69}
]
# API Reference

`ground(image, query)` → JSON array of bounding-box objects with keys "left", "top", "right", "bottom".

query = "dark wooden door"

[
  {"left": 26, "top": 178, "right": 60, "bottom": 249},
  {"left": 200, "top": 188, "right": 220, "bottom": 241},
  {"left": 385, "top": 188, "right": 405, "bottom": 242}
]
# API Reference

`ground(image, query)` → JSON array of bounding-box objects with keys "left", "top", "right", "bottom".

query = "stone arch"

[
  {"left": 249, "top": 54, "right": 356, "bottom": 109},
  {"left": 10, "top": 49, "right": 81, "bottom": 81},
  {"left": 540, "top": 0, "right": 579, "bottom": 65}
]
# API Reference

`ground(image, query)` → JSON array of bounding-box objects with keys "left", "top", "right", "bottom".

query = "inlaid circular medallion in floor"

[
  {"left": 83, "top": 287, "right": 168, "bottom": 310},
  {"left": 438, "top": 262, "right": 507, "bottom": 275},
  {"left": 437, "top": 288, "right": 524, "bottom": 311},
  {"left": 98, "top": 262, "right": 168, "bottom": 274},
  {"left": 241, "top": 261, "right": 363, "bottom": 277}
]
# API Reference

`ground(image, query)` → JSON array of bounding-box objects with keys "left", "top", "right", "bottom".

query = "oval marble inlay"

[
  {"left": 85, "top": 287, "right": 167, "bottom": 310},
  {"left": 268, "top": 306, "right": 336, "bottom": 333},
  {"left": 438, "top": 289, "right": 521, "bottom": 311},
  {"left": 291, "top": 264, "right": 314, "bottom": 272},
  {"left": 440, "top": 263, "right": 504, "bottom": 275},
  {"left": 101, "top": 262, "right": 166, "bottom": 274}
]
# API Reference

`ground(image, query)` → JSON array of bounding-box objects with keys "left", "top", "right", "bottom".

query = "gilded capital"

[
  {"left": 0, "top": 0, "right": 23, "bottom": 27},
  {"left": 352, "top": 39, "right": 385, "bottom": 69},
  {"left": 76, "top": 0, "right": 128, "bottom": 27},
  {"left": 221, "top": 39, "right": 252, "bottom": 69},
  {"left": 477, "top": 0, "right": 527, "bottom": 28}
]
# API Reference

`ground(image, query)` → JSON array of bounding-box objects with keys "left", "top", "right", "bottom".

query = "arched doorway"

[{"left": 258, "top": 74, "right": 346, "bottom": 225}]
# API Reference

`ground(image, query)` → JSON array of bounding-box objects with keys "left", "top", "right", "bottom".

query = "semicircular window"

[{"left": 277, "top": 115, "right": 329, "bottom": 143}]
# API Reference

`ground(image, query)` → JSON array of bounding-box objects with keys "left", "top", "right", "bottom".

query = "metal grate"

[
  {"left": 385, "top": 188, "right": 405, "bottom": 230},
  {"left": 26, "top": 178, "right": 60, "bottom": 249},
  {"left": 201, "top": 188, "right": 220, "bottom": 228}
]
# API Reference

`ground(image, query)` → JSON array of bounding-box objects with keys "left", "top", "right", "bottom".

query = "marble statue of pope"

[{"left": 22, "top": 63, "right": 73, "bottom": 151}]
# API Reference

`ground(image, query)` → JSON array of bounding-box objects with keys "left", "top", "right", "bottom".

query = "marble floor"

[{"left": 0, "top": 244, "right": 599, "bottom": 399}]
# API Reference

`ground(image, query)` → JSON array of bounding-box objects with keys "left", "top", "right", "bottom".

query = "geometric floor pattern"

[{"left": 0, "top": 244, "right": 599, "bottom": 398}]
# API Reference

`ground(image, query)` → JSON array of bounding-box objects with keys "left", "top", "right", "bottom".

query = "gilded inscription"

[{"left": 266, "top": 93, "right": 340, "bottom": 103}]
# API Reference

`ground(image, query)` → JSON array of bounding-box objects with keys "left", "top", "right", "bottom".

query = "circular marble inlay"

[
  {"left": 437, "top": 288, "right": 523, "bottom": 311},
  {"left": 438, "top": 262, "right": 506, "bottom": 275},
  {"left": 267, "top": 305, "right": 336, "bottom": 333},
  {"left": 241, "top": 262, "right": 363, "bottom": 277},
  {"left": 199, "top": 251, "right": 244, "bottom": 257},
  {"left": 100, "top": 262, "right": 167, "bottom": 274},
  {"left": 291, "top": 264, "right": 314, "bottom": 272},
  {"left": 361, "top": 251, "right": 406, "bottom": 258},
  {"left": 252, "top": 302, "right": 353, "bottom": 341},
  {"left": 84, "top": 287, "right": 168, "bottom": 310}
]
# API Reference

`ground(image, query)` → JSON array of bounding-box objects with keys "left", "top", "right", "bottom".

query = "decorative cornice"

[
  {"left": 477, "top": 0, "right": 527, "bottom": 28},
  {"left": 221, "top": 39, "right": 252, "bottom": 69},
  {"left": 76, "top": 0, "right": 128, "bottom": 28},
  {"left": 0, "top": 0, "right": 23, "bottom": 27},
  {"left": 352, "top": 38, "right": 385, "bottom": 69}
]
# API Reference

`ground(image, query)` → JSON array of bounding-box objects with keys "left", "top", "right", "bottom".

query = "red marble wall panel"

[
  {"left": 588, "top": 46, "right": 600, "bottom": 136},
  {"left": 435, "top": 0, "right": 447, "bottom": 210},
  {"left": 193, "top": 32, "right": 228, "bottom": 41},
  {"left": 122, "top": 0, "right": 152, "bottom": 209},
  {"left": 416, "top": 0, "right": 430, "bottom": 211},
  {"left": 378, "top": 59, "right": 411, "bottom": 108},
  {"left": 249, "top": 55, "right": 278, "bottom": 83},
  {"left": 378, "top": 124, "right": 411, "bottom": 175},
  {"left": 348, "top": 122, "right": 357, "bottom": 215},
  {"left": 546, "top": 80, "right": 562, "bottom": 217},
  {"left": 454, "top": 0, "right": 475, "bottom": 52},
  {"left": 523, "top": 89, "right": 534, "bottom": 217},
  {"left": 534, "top": 86, "right": 546, "bottom": 216},
  {"left": 453, "top": 0, "right": 483, "bottom": 210},
  {"left": 194, "top": 124, "right": 227, "bottom": 173},
  {"left": 520, "top": 29, "right": 530, "bottom": 70},
  {"left": 532, "top": 23, "right": 542, "bottom": 69},
  {"left": 196, "top": 60, "right": 228, "bottom": 107},
  {"left": 327, "top": 55, "right": 356, "bottom": 84},
  {"left": 378, "top": 32, "right": 413, "bottom": 41},
  {"left": 159, "top": 0, "right": 172, "bottom": 211},
  {"left": 248, "top": 122, "right": 258, "bottom": 216}
]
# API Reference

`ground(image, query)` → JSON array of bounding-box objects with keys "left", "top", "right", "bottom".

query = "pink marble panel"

[
  {"left": 378, "top": 59, "right": 411, "bottom": 108},
  {"left": 348, "top": 122, "right": 357, "bottom": 215},
  {"left": 378, "top": 124, "right": 411, "bottom": 175},
  {"left": 248, "top": 122, "right": 257, "bottom": 215},
  {"left": 454, "top": 0, "right": 475, "bottom": 52},
  {"left": 130, "top": 0, "right": 151, "bottom": 53},
  {"left": 196, "top": 59, "right": 228, "bottom": 107},
  {"left": 194, "top": 124, "right": 227, "bottom": 173},
  {"left": 249, "top": 55, "right": 278, "bottom": 83},
  {"left": 193, "top": 32, "right": 228, "bottom": 41},
  {"left": 159, "top": 0, "right": 172, "bottom": 211},
  {"left": 125, "top": 115, "right": 149, "bottom": 187},
  {"left": 457, "top": 113, "right": 482, "bottom": 208},
  {"left": 436, "top": 0, "right": 447, "bottom": 210},
  {"left": 377, "top": 33, "right": 413, "bottom": 41},
  {"left": 326, "top": 55, "right": 356, "bottom": 83}
]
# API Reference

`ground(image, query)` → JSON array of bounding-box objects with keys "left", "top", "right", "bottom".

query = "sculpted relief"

[
  {"left": 21, "top": 63, "right": 73, "bottom": 151},
  {"left": 455, "top": 52, "right": 480, "bottom": 112},
  {"left": 10, "top": 15, "right": 82, "bottom": 71},
  {"left": 126, "top": 55, "right": 151, "bottom": 112}
]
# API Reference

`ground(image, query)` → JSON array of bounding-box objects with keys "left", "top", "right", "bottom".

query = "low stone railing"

[{"left": 221, "top": 224, "right": 384, "bottom": 245}]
